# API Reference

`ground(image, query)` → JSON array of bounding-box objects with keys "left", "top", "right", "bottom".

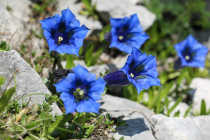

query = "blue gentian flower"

[
  {"left": 109, "top": 14, "right": 149, "bottom": 54},
  {"left": 104, "top": 48, "right": 160, "bottom": 93},
  {"left": 40, "top": 9, "right": 88, "bottom": 56},
  {"left": 54, "top": 65, "right": 106, "bottom": 113},
  {"left": 174, "top": 35, "right": 208, "bottom": 68}
]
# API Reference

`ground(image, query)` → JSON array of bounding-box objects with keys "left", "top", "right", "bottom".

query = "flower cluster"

[
  {"left": 104, "top": 48, "right": 160, "bottom": 93},
  {"left": 41, "top": 8, "right": 208, "bottom": 114}
]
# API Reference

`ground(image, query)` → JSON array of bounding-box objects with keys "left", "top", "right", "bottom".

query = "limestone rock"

[
  {"left": 73, "top": 60, "right": 109, "bottom": 77},
  {"left": 92, "top": 0, "right": 156, "bottom": 30},
  {"left": 101, "top": 95, "right": 156, "bottom": 140},
  {"left": 0, "top": 50, "right": 62, "bottom": 115},
  {"left": 55, "top": 0, "right": 102, "bottom": 31},
  {"left": 0, "top": 0, "right": 30, "bottom": 48},
  {"left": 190, "top": 78, "right": 210, "bottom": 113},
  {"left": 151, "top": 114, "right": 210, "bottom": 140}
]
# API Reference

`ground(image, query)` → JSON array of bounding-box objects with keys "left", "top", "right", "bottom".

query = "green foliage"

[
  {"left": 0, "top": 75, "right": 117, "bottom": 139},
  {"left": 121, "top": 61, "right": 209, "bottom": 116},
  {"left": 83, "top": 43, "right": 104, "bottom": 66},
  {"left": 120, "top": 0, "right": 210, "bottom": 115},
  {"left": 0, "top": 87, "right": 16, "bottom": 113},
  {"left": 0, "top": 41, "right": 10, "bottom": 51},
  {"left": 80, "top": 0, "right": 98, "bottom": 19},
  {"left": 200, "top": 99, "right": 207, "bottom": 115},
  {"left": 142, "top": 0, "right": 210, "bottom": 60},
  {"left": 3, "top": 0, "right": 210, "bottom": 138},
  {"left": 65, "top": 55, "right": 76, "bottom": 69},
  {"left": 0, "top": 92, "right": 116, "bottom": 139},
  {"left": 31, "top": 0, "right": 57, "bottom": 18},
  {"left": 0, "top": 101, "right": 116, "bottom": 139},
  {"left": 0, "top": 76, "right": 5, "bottom": 86}
]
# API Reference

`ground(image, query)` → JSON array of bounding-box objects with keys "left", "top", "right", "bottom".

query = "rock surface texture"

[
  {"left": 0, "top": 0, "right": 30, "bottom": 48},
  {"left": 190, "top": 78, "right": 210, "bottom": 113},
  {"left": 0, "top": 50, "right": 62, "bottom": 115},
  {"left": 72, "top": 60, "right": 110, "bottom": 77},
  {"left": 151, "top": 115, "right": 210, "bottom": 140},
  {"left": 92, "top": 0, "right": 156, "bottom": 30},
  {"left": 101, "top": 95, "right": 156, "bottom": 140},
  {"left": 101, "top": 95, "right": 210, "bottom": 140},
  {"left": 55, "top": 0, "right": 102, "bottom": 31}
]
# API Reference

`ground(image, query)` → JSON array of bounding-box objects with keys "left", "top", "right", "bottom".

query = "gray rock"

[
  {"left": 151, "top": 115, "right": 210, "bottom": 140},
  {"left": 0, "top": 50, "right": 62, "bottom": 115},
  {"left": 129, "top": 0, "right": 141, "bottom": 4},
  {"left": 73, "top": 60, "right": 109, "bottom": 77},
  {"left": 55, "top": 0, "right": 102, "bottom": 31},
  {"left": 0, "top": 0, "right": 30, "bottom": 48},
  {"left": 101, "top": 95, "right": 156, "bottom": 140},
  {"left": 111, "top": 55, "right": 128, "bottom": 70},
  {"left": 92, "top": 0, "right": 156, "bottom": 30},
  {"left": 99, "top": 53, "right": 128, "bottom": 71},
  {"left": 190, "top": 78, "right": 210, "bottom": 113},
  {"left": 0, "top": 0, "right": 30, "bottom": 22}
]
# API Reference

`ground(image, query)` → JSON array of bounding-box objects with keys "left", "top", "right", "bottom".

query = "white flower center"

[
  {"left": 75, "top": 88, "right": 84, "bottom": 96},
  {"left": 130, "top": 73, "right": 135, "bottom": 78},
  {"left": 58, "top": 36, "right": 63, "bottom": 44},
  {"left": 118, "top": 35, "right": 124, "bottom": 41},
  {"left": 185, "top": 55, "right": 190, "bottom": 60}
]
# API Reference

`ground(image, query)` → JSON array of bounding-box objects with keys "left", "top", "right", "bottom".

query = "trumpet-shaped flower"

[
  {"left": 174, "top": 35, "right": 208, "bottom": 68},
  {"left": 104, "top": 48, "right": 160, "bottom": 94},
  {"left": 40, "top": 9, "right": 88, "bottom": 56},
  {"left": 54, "top": 65, "right": 106, "bottom": 113},
  {"left": 109, "top": 14, "right": 149, "bottom": 54}
]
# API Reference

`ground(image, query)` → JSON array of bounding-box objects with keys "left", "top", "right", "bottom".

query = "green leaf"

[
  {"left": 85, "top": 44, "right": 94, "bottom": 66},
  {"left": 173, "top": 111, "right": 180, "bottom": 117},
  {"left": 84, "top": 44, "right": 104, "bottom": 66},
  {"left": 153, "top": 83, "right": 172, "bottom": 113},
  {"left": 200, "top": 99, "right": 207, "bottom": 115},
  {"left": 0, "top": 87, "right": 16, "bottom": 113},
  {"left": 82, "top": 0, "right": 92, "bottom": 11},
  {"left": 184, "top": 105, "right": 192, "bottom": 118},
  {"left": 48, "top": 115, "right": 64, "bottom": 134},
  {"left": 167, "top": 97, "right": 183, "bottom": 116},
  {"left": 84, "top": 124, "right": 95, "bottom": 137},
  {"left": 65, "top": 55, "right": 75, "bottom": 69},
  {"left": 0, "top": 76, "right": 5, "bottom": 86}
]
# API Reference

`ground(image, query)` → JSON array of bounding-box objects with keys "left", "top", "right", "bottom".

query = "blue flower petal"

[
  {"left": 40, "top": 14, "right": 61, "bottom": 32},
  {"left": 128, "top": 14, "right": 143, "bottom": 32},
  {"left": 56, "top": 44, "right": 79, "bottom": 55},
  {"left": 60, "top": 92, "right": 77, "bottom": 114},
  {"left": 61, "top": 9, "right": 76, "bottom": 26},
  {"left": 135, "top": 78, "right": 161, "bottom": 93},
  {"left": 76, "top": 98, "right": 100, "bottom": 113},
  {"left": 54, "top": 73, "right": 76, "bottom": 93},
  {"left": 72, "top": 25, "right": 89, "bottom": 38},
  {"left": 72, "top": 65, "right": 96, "bottom": 83},
  {"left": 110, "top": 17, "right": 128, "bottom": 27},
  {"left": 88, "top": 78, "right": 106, "bottom": 100},
  {"left": 47, "top": 39, "right": 57, "bottom": 52}
]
